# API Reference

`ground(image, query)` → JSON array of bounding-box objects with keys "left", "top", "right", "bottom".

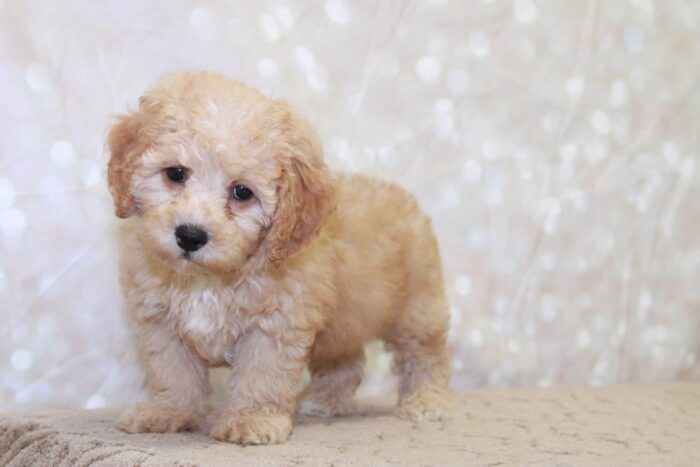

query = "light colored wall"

[{"left": 1, "top": 0, "right": 698, "bottom": 410}]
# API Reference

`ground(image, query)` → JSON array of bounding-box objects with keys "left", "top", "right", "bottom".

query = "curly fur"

[{"left": 108, "top": 71, "right": 451, "bottom": 445}]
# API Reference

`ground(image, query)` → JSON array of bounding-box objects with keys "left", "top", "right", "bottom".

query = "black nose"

[{"left": 175, "top": 224, "right": 209, "bottom": 252}]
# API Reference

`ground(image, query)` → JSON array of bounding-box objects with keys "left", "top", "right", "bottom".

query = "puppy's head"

[{"left": 107, "top": 71, "right": 335, "bottom": 275}]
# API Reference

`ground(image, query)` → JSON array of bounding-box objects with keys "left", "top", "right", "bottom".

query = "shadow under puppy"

[{"left": 108, "top": 71, "right": 451, "bottom": 445}]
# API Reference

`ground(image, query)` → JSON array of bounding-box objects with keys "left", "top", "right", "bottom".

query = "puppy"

[{"left": 108, "top": 71, "right": 451, "bottom": 445}]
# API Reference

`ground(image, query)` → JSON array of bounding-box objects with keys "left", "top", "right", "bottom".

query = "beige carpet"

[{"left": 1, "top": 383, "right": 698, "bottom": 466}]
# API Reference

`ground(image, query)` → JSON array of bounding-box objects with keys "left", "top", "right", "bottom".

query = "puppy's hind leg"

[
  {"left": 299, "top": 347, "right": 365, "bottom": 417},
  {"left": 385, "top": 290, "right": 452, "bottom": 422}
]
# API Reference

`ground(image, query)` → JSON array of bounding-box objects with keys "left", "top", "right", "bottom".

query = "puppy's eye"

[
  {"left": 165, "top": 167, "right": 187, "bottom": 183},
  {"left": 231, "top": 184, "right": 253, "bottom": 201}
]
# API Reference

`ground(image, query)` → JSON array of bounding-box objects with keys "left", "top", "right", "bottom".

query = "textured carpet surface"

[{"left": 1, "top": 384, "right": 698, "bottom": 466}]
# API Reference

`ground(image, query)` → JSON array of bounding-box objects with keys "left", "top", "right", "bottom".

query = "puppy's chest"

[{"left": 169, "top": 287, "right": 248, "bottom": 365}]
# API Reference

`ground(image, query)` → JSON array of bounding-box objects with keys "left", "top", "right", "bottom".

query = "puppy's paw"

[
  {"left": 397, "top": 404, "right": 446, "bottom": 422},
  {"left": 397, "top": 388, "right": 452, "bottom": 422},
  {"left": 117, "top": 403, "right": 199, "bottom": 433},
  {"left": 211, "top": 413, "right": 292, "bottom": 445},
  {"left": 298, "top": 397, "right": 356, "bottom": 418}
]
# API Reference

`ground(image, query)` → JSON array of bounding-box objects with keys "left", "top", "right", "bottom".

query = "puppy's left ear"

[{"left": 267, "top": 113, "right": 336, "bottom": 267}]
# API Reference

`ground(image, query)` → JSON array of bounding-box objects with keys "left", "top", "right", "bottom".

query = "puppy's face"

[
  {"left": 107, "top": 72, "right": 335, "bottom": 276},
  {"left": 126, "top": 130, "right": 278, "bottom": 275}
]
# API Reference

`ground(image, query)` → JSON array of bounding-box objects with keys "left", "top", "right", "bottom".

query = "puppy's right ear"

[{"left": 107, "top": 108, "right": 150, "bottom": 218}]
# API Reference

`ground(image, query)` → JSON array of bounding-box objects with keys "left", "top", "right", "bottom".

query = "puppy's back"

[{"left": 319, "top": 173, "right": 444, "bottom": 336}]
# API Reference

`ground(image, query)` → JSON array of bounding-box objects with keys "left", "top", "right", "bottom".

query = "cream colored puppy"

[{"left": 109, "top": 71, "right": 451, "bottom": 445}]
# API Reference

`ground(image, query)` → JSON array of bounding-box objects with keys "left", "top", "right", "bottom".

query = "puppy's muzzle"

[{"left": 175, "top": 224, "right": 209, "bottom": 252}]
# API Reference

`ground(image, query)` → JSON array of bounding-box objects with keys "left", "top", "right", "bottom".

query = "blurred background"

[{"left": 1, "top": 0, "right": 699, "bottom": 411}]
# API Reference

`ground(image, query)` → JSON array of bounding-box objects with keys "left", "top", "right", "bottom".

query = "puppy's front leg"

[
  {"left": 211, "top": 327, "right": 313, "bottom": 445},
  {"left": 118, "top": 320, "right": 211, "bottom": 433}
]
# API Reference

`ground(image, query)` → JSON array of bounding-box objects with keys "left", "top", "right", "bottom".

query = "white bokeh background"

[{"left": 1, "top": 0, "right": 699, "bottom": 410}]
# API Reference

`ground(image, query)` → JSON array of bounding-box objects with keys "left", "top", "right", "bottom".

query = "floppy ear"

[
  {"left": 266, "top": 116, "right": 336, "bottom": 267},
  {"left": 106, "top": 100, "right": 154, "bottom": 218}
]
